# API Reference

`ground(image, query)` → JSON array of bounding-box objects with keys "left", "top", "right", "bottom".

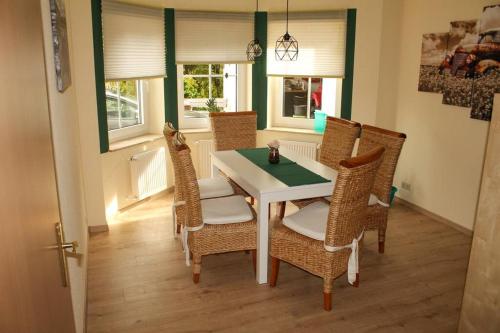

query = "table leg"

[
  {"left": 256, "top": 196, "right": 269, "bottom": 284},
  {"left": 211, "top": 160, "right": 219, "bottom": 178}
]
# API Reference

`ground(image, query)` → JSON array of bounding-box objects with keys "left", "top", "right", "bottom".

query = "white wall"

[
  {"left": 40, "top": 1, "right": 88, "bottom": 332},
  {"left": 67, "top": 0, "right": 107, "bottom": 229},
  {"left": 391, "top": 0, "right": 494, "bottom": 230}
]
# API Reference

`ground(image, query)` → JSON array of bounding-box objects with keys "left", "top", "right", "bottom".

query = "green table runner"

[{"left": 236, "top": 148, "right": 330, "bottom": 187}]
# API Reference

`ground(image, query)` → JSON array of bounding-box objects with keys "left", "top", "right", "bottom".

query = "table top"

[{"left": 211, "top": 148, "right": 338, "bottom": 199}]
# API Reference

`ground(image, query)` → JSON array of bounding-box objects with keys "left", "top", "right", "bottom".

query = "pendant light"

[
  {"left": 246, "top": 0, "right": 263, "bottom": 61},
  {"left": 275, "top": 0, "right": 298, "bottom": 61}
]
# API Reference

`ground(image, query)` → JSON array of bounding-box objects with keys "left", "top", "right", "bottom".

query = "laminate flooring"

[{"left": 87, "top": 193, "right": 471, "bottom": 333}]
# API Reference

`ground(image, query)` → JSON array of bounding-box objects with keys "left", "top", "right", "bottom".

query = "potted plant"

[{"left": 206, "top": 97, "right": 221, "bottom": 112}]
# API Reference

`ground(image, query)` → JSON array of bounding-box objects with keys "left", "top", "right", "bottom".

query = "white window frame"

[
  {"left": 107, "top": 80, "right": 149, "bottom": 142},
  {"left": 269, "top": 76, "right": 343, "bottom": 130},
  {"left": 177, "top": 64, "right": 248, "bottom": 130}
]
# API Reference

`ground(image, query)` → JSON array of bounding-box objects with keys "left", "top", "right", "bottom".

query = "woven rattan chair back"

[
  {"left": 163, "top": 123, "right": 186, "bottom": 227},
  {"left": 174, "top": 134, "right": 203, "bottom": 229},
  {"left": 357, "top": 125, "right": 406, "bottom": 204},
  {"left": 163, "top": 123, "right": 181, "bottom": 191},
  {"left": 209, "top": 111, "right": 257, "bottom": 151},
  {"left": 320, "top": 117, "right": 361, "bottom": 170},
  {"left": 324, "top": 147, "right": 385, "bottom": 248}
]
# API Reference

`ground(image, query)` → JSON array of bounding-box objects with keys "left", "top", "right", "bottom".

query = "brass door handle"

[
  {"left": 61, "top": 241, "right": 79, "bottom": 254},
  {"left": 52, "top": 222, "right": 80, "bottom": 287}
]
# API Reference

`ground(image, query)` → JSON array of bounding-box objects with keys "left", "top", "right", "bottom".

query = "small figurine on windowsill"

[{"left": 268, "top": 140, "right": 280, "bottom": 164}]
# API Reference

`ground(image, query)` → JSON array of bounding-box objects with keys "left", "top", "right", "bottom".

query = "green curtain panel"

[
  {"left": 91, "top": 0, "right": 109, "bottom": 153},
  {"left": 252, "top": 12, "right": 268, "bottom": 130},
  {"left": 164, "top": 8, "right": 178, "bottom": 129},
  {"left": 341, "top": 8, "right": 356, "bottom": 120}
]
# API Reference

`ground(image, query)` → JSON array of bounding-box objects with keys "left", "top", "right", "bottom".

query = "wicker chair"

[
  {"left": 174, "top": 133, "right": 257, "bottom": 283},
  {"left": 163, "top": 123, "right": 234, "bottom": 234},
  {"left": 209, "top": 111, "right": 257, "bottom": 201},
  {"left": 278, "top": 117, "right": 361, "bottom": 218},
  {"left": 356, "top": 124, "right": 406, "bottom": 253},
  {"left": 270, "top": 146, "right": 385, "bottom": 311}
]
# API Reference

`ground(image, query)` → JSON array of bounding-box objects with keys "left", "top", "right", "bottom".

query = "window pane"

[
  {"left": 119, "top": 80, "right": 138, "bottom": 101},
  {"left": 211, "top": 64, "right": 223, "bottom": 75},
  {"left": 105, "top": 81, "right": 119, "bottom": 94},
  {"left": 283, "top": 77, "right": 309, "bottom": 118},
  {"left": 106, "top": 98, "right": 120, "bottom": 130},
  {"left": 184, "top": 64, "right": 209, "bottom": 75},
  {"left": 105, "top": 80, "right": 141, "bottom": 130},
  {"left": 184, "top": 77, "right": 209, "bottom": 98},
  {"left": 310, "top": 78, "right": 323, "bottom": 119},
  {"left": 120, "top": 101, "right": 140, "bottom": 128},
  {"left": 211, "top": 77, "right": 223, "bottom": 98}
]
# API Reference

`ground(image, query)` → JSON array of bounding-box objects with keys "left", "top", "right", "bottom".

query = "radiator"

[
  {"left": 278, "top": 140, "right": 318, "bottom": 160},
  {"left": 195, "top": 140, "right": 215, "bottom": 179},
  {"left": 196, "top": 139, "right": 318, "bottom": 179},
  {"left": 130, "top": 147, "right": 167, "bottom": 200}
]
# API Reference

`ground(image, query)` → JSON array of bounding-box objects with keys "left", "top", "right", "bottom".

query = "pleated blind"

[
  {"left": 102, "top": 1, "right": 165, "bottom": 80},
  {"left": 267, "top": 11, "right": 347, "bottom": 77},
  {"left": 175, "top": 11, "right": 254, "bottom": 64}
]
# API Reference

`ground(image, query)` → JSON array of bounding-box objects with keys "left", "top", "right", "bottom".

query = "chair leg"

[
  {"left": 278, "top": 201, "right": 286, "bottom": 219},
  {"left": 323, "top": 278, "right": 333, "bottom": 311},
  {"left": 270, "top": 257, "right": 280, "bottom": 287},
  {"left": 192, "top": 254, "right": 201, "bottom": 284},
  {"left": 250, "top": 197, "right": 255, "bottom": 205},
  {"left": 251, "top": 249, "right": 256, "bottom": 274},
  {"left": 176, "top": 223, "right": 181, "bottom": 234},
  {"left": 378, "top": 228, "right": 386, "bottom": 254},
  {"left": 323, "top": 292, "right": 332, "bottom": 311},
  {"left": 353, "top": 273, "right": 360, "bottom": 288}
]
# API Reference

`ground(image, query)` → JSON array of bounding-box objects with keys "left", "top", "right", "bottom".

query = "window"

[
  {"left": 269, "top": 77, "right": 342, "bottom": 129},
  {"left": 266, "top": 11, "right": 347, "bottom": 130},
  {"left": 105, "top": 80, "right": 147, "bottom": 141},
  {"left": 178, "top": 64, "right": 248, "bottom": 129}
]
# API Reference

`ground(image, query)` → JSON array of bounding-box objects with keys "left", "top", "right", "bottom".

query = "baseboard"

[
  {"left": 88, "top": 224, "right": 109, "bottom": 233},
  {"left": 394, "top": 197, "right": 473, "bottom": 237}
]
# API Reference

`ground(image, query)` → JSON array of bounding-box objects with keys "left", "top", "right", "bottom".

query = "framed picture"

[
  {"left": 441, "top": 20, "right": 479, "bottom": 108},
  {"left": 470, "top": 4, "right": 500, "bottom": 121},
  {"left": 50, "top": 0, "right": 71, "bottom": 92},
  {"left": 418, "top": 32, "right": 448, "bottom": 93}
]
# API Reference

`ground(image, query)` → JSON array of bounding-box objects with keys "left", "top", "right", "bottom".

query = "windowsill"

[
  {"left": 108, "top": 133, "right": 163, "bottom": 152},
  {"left": 264, "top": 127, "right": 323, "bottom": 135},
  {"left": 180, "top": 128, "right": 212, "bottom": 134}
]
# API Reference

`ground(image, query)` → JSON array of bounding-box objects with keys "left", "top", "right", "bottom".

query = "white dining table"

[{"left": 210, "top": 147, "right": 338, "bottom": 284}]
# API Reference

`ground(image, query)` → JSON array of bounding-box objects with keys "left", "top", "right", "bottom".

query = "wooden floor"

[{"left": 87, "top": 193, "right": 472, "bottom": 333}]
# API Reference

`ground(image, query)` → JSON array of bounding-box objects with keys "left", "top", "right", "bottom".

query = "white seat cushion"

[
  {"left": 324, "top": 193, "right": 379, "bottom": 206},
  {"left": 197, "top": 176, "right": 234, "bottom": 199},
  {"left": 283, "top": 201, "right": 330, "bottom": 241},
  {"left": 201, "top": 195, "right": 253, "bottom": 225}
]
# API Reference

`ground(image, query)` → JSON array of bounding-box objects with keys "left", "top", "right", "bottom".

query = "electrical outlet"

[{"left": 401, "top": 182, "right": 411, "bottom": 191}]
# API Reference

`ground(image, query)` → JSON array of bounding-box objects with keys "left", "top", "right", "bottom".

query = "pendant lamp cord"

[
  {"left": 256, "top": 0, "right": 259, "bottom": 12},
  {"left": 286, "top": 0, "right": 289, "bottom": 33}
]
